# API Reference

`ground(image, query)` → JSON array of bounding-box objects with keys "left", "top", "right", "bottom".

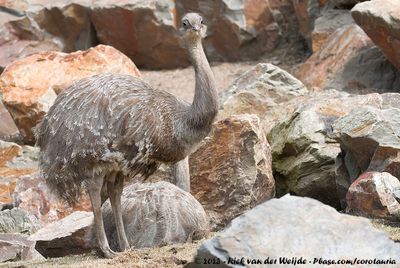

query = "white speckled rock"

[{"left": 187, "top": 195, "right": 400, "bottom": 268}]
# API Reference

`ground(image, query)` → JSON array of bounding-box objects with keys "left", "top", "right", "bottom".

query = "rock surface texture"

[
  {"left": 28, "top": 211, "right": 94, "bottom": 257},
  {"left": 268, "top": 92, "right": 392, "bottom": 208},
  {"left": 0, "top": 45, "right": 140, "bottom": 143},
  {"left": 296, "top": 24, "right": 400, "bottom": 92},
  {"left": 333, "top": 103, "right": 400, "bottom": 207},
  {"left": 103, "top": 182, "right": 209, "bottom": 251},
  {"left": 0, "top": 100, "right": 20, "bottom": 142},
  {"left": 0, "top": 233, "right": 44, "bottom": 263},
  {"left": 0, "top": 208, "right": 40, "bottom": 235},
  {"left": 346, "top": 172, "right": 400, "bottom": 220},
  {"left": 219, "top": 63, "right": 308, "bottom": 132},
  {"left": 186, "top": 195, "right": 400, "bottom": 268},
  {"left": 190, "top": 114, "right": 275, "bottom": 230},
  {"left": 352, "top": 0, "right": 400, "bottom": 71}
]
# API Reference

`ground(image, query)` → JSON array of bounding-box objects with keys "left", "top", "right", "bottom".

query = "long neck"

[{"left": 185, "top": 39, "right": 218, "bottom": 130}]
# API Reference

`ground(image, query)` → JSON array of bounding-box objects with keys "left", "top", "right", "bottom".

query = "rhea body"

[{"left": 36, "top": 13, "right": 217, "bottom": 258}]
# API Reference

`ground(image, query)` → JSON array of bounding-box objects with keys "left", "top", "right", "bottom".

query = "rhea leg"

[
  {"left": 107, "top": 172, "right": 130, "bottom": 251},
  {"left": 88, "top": 171, "right": 117, "bottom": 258},
  {"left": 172, "top": 156, "right": 190, "bottom": 192}
]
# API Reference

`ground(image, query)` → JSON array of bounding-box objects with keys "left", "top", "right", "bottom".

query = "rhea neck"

[{"left": 185, "top": 35, "right": 218, "bottom": 131}]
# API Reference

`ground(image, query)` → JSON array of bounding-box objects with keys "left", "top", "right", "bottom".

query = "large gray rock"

[
  {"left": 0, "top": 208, "right": 41, "bottom": 235},
  {"left": 0, "top": 233, "right": 44, "bottom": 263},
  {"left": 333, "top": 102, "right": 400, "bottom": 207},
  {"left": 186, "top": 195, "right": 400, "bottom": 268},
  {"left": 103, "top": 182, "right": 209, "bottom": 251},
  {"left": 219, "top": 63, "right": 308, "bottom": 131},
  {"left": 268, "top": 92, "right": 389, "bottom": 208}
]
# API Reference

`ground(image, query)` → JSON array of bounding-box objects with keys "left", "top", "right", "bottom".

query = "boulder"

[
  {"left": 190, "top": 114, "right": 275, "bottom": 230},
  {"left": 12, "top": 175, "right": 91, "bottom": 226},
  {"left": 346, "top": 172, "right": 400, "bottom": 220},
  {"left": 0, "top": 233, "right": 44, "bottom": 263},
  {"left": 218, "top": 63, "right": 308, "bottom": 129},
  {"left": 296, "top": 24, "right": 400, "bottom": 92},
  {"left": 28, "top": 211, "right": 94, "bottom": 257},
  {"left": 333, "top": 103, "right": 400, "bottom": 207},
  {"left": 0, "top": 141, "right": 38, "bottom": 204},
  {"left": 186, "top": 195, "right": 400, "bottom": 267},
  {"left": 90, "top": 0, "right": 185, "bottom": 69},
  {"left": 0, "top": 208, "right": 41, "bottom": 235},
  {"left": 0, "top": 100, "right": 20, "bottom": 142},
  {"left": 0, "top": 45, "right": 141, "bottom": 143},
  {"left": 291, "top": 0, "right": 328, "bottom": 48},
  {"left": 103, "top": 182, "right": 209, "bottom": 251},
  {"left": 268, "top": 92, "right": 388, "bottom": 208},
  {"left": 312, "top": 9, "right": 353, "bottom": 52},
  {"left": 352, "top": 0, "right": 400, "bottom": 71}
]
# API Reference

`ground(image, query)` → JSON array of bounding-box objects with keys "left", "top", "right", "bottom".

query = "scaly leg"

[
  {"left": 172, "top": 156, "right": 190, "bottom": 192},
  {"left": 88, "top": 171, "right": 118, "bottom": 258},
  {"left": 107, "top": 172, "right": 130, "bottom": 251}
]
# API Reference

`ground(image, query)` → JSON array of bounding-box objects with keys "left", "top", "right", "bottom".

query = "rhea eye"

[
  {"left": 200, "top": 19, "right": 203, "bottom": 24},
  {"left": 182, "top": 20, "right": 188, "bottom": 27}
]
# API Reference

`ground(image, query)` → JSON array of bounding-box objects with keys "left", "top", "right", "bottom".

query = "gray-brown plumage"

[{"left": 35, "top": 13, "right": 217, "bottom": 258}]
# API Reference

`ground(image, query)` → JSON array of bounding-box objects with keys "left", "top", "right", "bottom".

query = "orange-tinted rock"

[
  {"left": 0, "top": 141, "right": 38, "bottom": 204},
  {"left": 346, "top": 172, "right": 400, "bottom": 220},
  {"left": 190, "top": 114, "right": 275, "bottom": 230},
  {"left": 0, "top": 45, "right": 141, "bottom": 143},
  {"left": 296, "top": 24, "right": 400, "bottom": 92},
  {"left": 0, "top": 100, "right": 20, "bottom": 142},
  {"left": 312, "top": 9, "right": 353, "bottom": 52},
  {"left": 352, "top": 0, "right": 400, "bottom": 71},
  {"left": 291, "top": 0, "right": 328, "bottom": 48}
]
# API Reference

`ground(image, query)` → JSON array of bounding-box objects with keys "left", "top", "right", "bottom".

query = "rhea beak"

[{"left": 192, "top": 25, "right": 201, "bottom": 31}]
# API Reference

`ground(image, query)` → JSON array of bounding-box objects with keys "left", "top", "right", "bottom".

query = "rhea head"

[{"left": 181, "top": 13, "right": 207, "bottom": 46}]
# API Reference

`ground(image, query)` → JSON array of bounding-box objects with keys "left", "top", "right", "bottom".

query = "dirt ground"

[{"left": 1, "top": 236, "right": 210, "bottom": 268}]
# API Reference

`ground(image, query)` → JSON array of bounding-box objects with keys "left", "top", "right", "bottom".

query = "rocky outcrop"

[
  {"left": 0, "top": 208, "right": 40, "bottom": 235},
  {"left": 333, "top": 103, "right": 400, "bottom": 207},
  {"left": 219, "top": 63, "right": 308, "bottom": 129},
  {"left": 346, "top": 172, "right": 400, "bottom": 220},
  {"left": 103, "top": 182, "right": 209, "bottom": 251},
  {"left": 187, "top": 195, "right": 400, "bottom": 267},
  {"left": 268, "top": 92, "right": 390, "bottom": 208},
  {"left": 296, "top": 24, "right": 400, "bottom": 92},
  {"left": 190, "top": 114, "right": 275, "bottom": 230},
  {"left": 0, "top": 45, "right": 140, "bottom": 143},
  {"left": 352, "top": 0, "right": 400, "bottom": 71},
  {"left": 28, "top": 211, "right": 94, "bottom": 257},
  {"left": 291, "top": 0, "right": 328, "bottom": 48},
  {"left": 0, "top": 100, "right": 20, "bottom": 142},
  {"left": 312, "top": 9, "right": 353, "bottom": 52},
  {"left": 1, "top": 0, "right": 293, "bottom": 69},
  {"left": 0, "top": 233, "right": 44, "bottom": 263}
]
